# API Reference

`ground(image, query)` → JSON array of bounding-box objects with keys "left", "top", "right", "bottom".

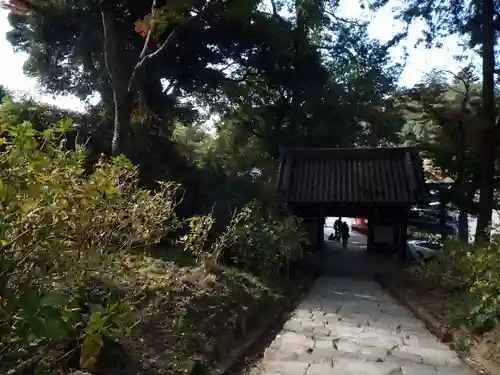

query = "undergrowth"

[
  {"left": 410, "top": 234, "right": 500, "bottom": 335},
  {"left": 0, "top": 121, "right": 308, "bottom": 375}
]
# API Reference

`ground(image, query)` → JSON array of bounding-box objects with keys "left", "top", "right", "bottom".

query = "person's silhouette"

[
  {"left": 334, "top": 217, "right": 342, "bottom": 240},
  {"left": 341, "top": 221, "right": 350, "bottom": 249}
]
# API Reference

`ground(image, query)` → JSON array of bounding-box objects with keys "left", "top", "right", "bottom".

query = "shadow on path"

[{"left": 303, "top": 233, "right": 400, "bottom": 280}]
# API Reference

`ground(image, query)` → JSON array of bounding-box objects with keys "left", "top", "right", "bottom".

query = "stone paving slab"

[{"left": 247, "top": 277, "right": 476, "bottom": 375}]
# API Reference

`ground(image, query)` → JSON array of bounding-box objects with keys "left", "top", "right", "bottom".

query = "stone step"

[
  {"left": 249, "top": 277, "right": 475, "bottom": 375},
  {"left": 264, "top": 343, "right": 464, "bottom": 368},
  {"left": 276, "top": 329, "right": 450, "bottom": 354},
  {"left": 252, "top": 360, "right": 476, "bottom": 375},
  {"left": 265, "top": 332, "right": 464, "bottom": 367}
]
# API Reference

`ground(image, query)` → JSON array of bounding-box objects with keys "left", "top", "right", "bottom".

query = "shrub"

[
  {"left": 214, "top": 201, "right": 307, "bottom": 277},
  {"left": 0, "top": 121, "right": 179, "bottom": 372},
  {"left": 0, "top": 120, "right": 310, "bottom": 374},
  {"left": 181, "top": 200, "right": 308, "bottom": 278},
  {"left": 411, "top": 235, "right": 500, "bottom": 334},
  {"left": 411, "top": 237, "right": 471, "bottom": 291}
]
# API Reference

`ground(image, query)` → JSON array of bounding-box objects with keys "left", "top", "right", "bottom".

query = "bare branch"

[
  {"left": 323, "top": 10, "right": 366, "bottom": 26},
  {"left": 250, "top": 126, "right": 265, "bottom": 139},
  {"left": 129, "top": 0, "right": 224, "bottom": 92},
  {"left": 142, "top": 0, "right": 219, "bottom": 63},
  {"left": 137, "top": 0, "right": 159, "bottom": 60}
]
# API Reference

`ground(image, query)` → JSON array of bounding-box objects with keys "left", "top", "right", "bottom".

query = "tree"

[
  {"left": 365, "top": 0, "right": 499, "bottom": 243},
  {"left": 208, "top": 2, "right": 404, "bottom": 167},
  {"left": 398, "top": 66, "right": 483, "bottom": 242},
  {"left": 4, "top": 0, "right": 407, "bottom": 218},
  {"left": 4, "top": 0, "right": 263, "bottom": 156}
]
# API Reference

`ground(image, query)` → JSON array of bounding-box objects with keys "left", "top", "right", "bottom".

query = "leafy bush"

[
  {"left": 181, "top": 200, "right": 307, "bottom": 277},
  {"left": 0, "top": 121, "right": 179, "bottom": 372},
  {"left": 411, "top": 237, "right": 470, "bottom": 291},
  {"left": 411, "top": 235, "right": 500, "bottom": 334},
  {"left": 215, "top": 201, "right": 307, "bottom": 276},
  {"left": 0, "top": 121, "right": 310, "bottom": 374}
]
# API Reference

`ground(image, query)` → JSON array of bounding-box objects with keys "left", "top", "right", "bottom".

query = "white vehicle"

[
  {"left": 406, "top": 240, "right": 442, "bottom": 262},
  {"left": 408, "top": 208, "right": 459, "bottom": 237}
]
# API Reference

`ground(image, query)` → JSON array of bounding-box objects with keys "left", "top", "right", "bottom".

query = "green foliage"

[
  {"left": 0, "top": 0, "right": 413, "bottom": 370},
  {"left": 411, "top": 235, "right": 500, "bottom": 334},
  {"left": 0, "top": 121, "right": 177, "bottom": 372},
  {"left": 7, "top": 0, "right": 404, "bottom": 171},
  {"left": 181, "top": 200, "right": 307, "bottom": 278},
  {"left": 216, "top": 201, "right": 308, "bottom": 277},
  {"left": 0, "top": 119, "right": 309, "bottom": 373},
  {"left": 397, "top": 74, "right": 489, "bottom": 212}
]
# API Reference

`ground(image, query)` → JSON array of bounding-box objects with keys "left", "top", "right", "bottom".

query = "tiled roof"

[{"left": 278, "top": 147, "right": 429, "bottom": 205}]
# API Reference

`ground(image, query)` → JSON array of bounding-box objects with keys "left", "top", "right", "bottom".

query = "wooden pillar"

[
  {"left": 399, "top": 215, "right": 408, "bottom": 262},
  {"left": 303, "top": 218, "right": 315, "bottom": 249},
  {"left": 392, "top": 219, "right": 400, "bottom": 255},
  {"left": 317, "top": 218, "right": 324, "bottom": 249},
  {"left": 367, "top": 216, "right": 375, "bottom": 252},
  {"left": 303, "top": 217, "right": 324, "bottom": 249}
]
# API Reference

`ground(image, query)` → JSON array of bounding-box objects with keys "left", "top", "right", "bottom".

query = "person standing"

[
  {"left": 334, "top": 217, "right": 342, "bottom": 240},
  {"left": 341, "top": 221, "right": 350, "bottom": 249}
]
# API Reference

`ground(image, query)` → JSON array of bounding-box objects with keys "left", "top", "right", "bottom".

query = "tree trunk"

[
  {"left": 456, "top": 136, "right": 469, "bottom": 243},
  {"left": 439, "top": 199, "right": 447, "bottom": 242},
  {"left": 458, "top": 209, "right": 469, "bottom": 242},
  {"left": 101, "top": 2, "right": 135, "bottom": 157},
  {"left": 475, "top": 0, "right": 496, "bottom": 244},
  {"left": 290, "top": 0, "right": 307, "bottom": 146},
  {"left": 100, "top": 83, "right": 115, "bottom": 121},
  {"left": 101, "top": 0, "right": 221, "bottom": 157},
  {"left": 111, "top": 91, "right": 135, "bottom": 156},
  {"left": 456, "top": 79, "right": 469, "bottom": 243}
]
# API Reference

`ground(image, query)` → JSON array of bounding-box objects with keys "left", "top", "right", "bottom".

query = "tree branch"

[
  {"left": 323, "top": 10, "right": 366, "bottom": 26},
  {"left": 223, "top": 69, "right": 261, "bottom": 83},
  {"left": 137, "top": 0, "right": 159, "bottom": 60},
  {"left": 250, "top": 127, "right": 265, "bottom": 138},
  {"left": 129, "top": 0, "right": 224, "bottom": 92}
]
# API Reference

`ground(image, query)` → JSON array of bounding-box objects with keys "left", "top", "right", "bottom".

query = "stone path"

[{"left": 248, "top": 277, "right": 475, "bottom": 375}]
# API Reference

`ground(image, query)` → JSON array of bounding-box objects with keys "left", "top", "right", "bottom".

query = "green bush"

[
  {"left": 0, "top": 120, "right": 309, "bottom": 373},
  {"left": 0, "top": 121, "right": 179, "bottom": 372},
  {"left": 181, "top": 200, "right": 308, "bottom": 277},
  {"left": 411, "top": 235, "right": 500, "bottom": 334},
  {"left": 215, "top": 201, "right": 307, "bottom": 277}
]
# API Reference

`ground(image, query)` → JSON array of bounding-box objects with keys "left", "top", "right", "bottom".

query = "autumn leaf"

[
  {"left": 134, "top": 13, "right": 155, "bottom": 38},
  {"left": 134, "top": 20, "right": 147, "bottom": 38}
]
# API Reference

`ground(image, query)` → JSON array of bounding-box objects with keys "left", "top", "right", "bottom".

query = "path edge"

[
  {"left": 374, "top": 273, "right": 500, "bottom": 375},
  {"left": 207, "top": 271, "right": 319, "bottom": 375}
]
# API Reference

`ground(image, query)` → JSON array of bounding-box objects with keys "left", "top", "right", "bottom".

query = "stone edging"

[
  {"left": 206, "top": 273, "right": 317, "bottom": 375},
  {"left": 374, "top": 274, "right": 500, "bottom": 375}
]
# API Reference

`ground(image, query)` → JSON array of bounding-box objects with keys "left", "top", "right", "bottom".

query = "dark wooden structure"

[{"left": 277, "top": 147, "right": 429, "bottom": 259}]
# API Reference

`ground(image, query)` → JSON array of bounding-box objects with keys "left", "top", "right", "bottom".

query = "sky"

[{"left": 0, "top": 0, "right": 480, "bottom": 113}]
